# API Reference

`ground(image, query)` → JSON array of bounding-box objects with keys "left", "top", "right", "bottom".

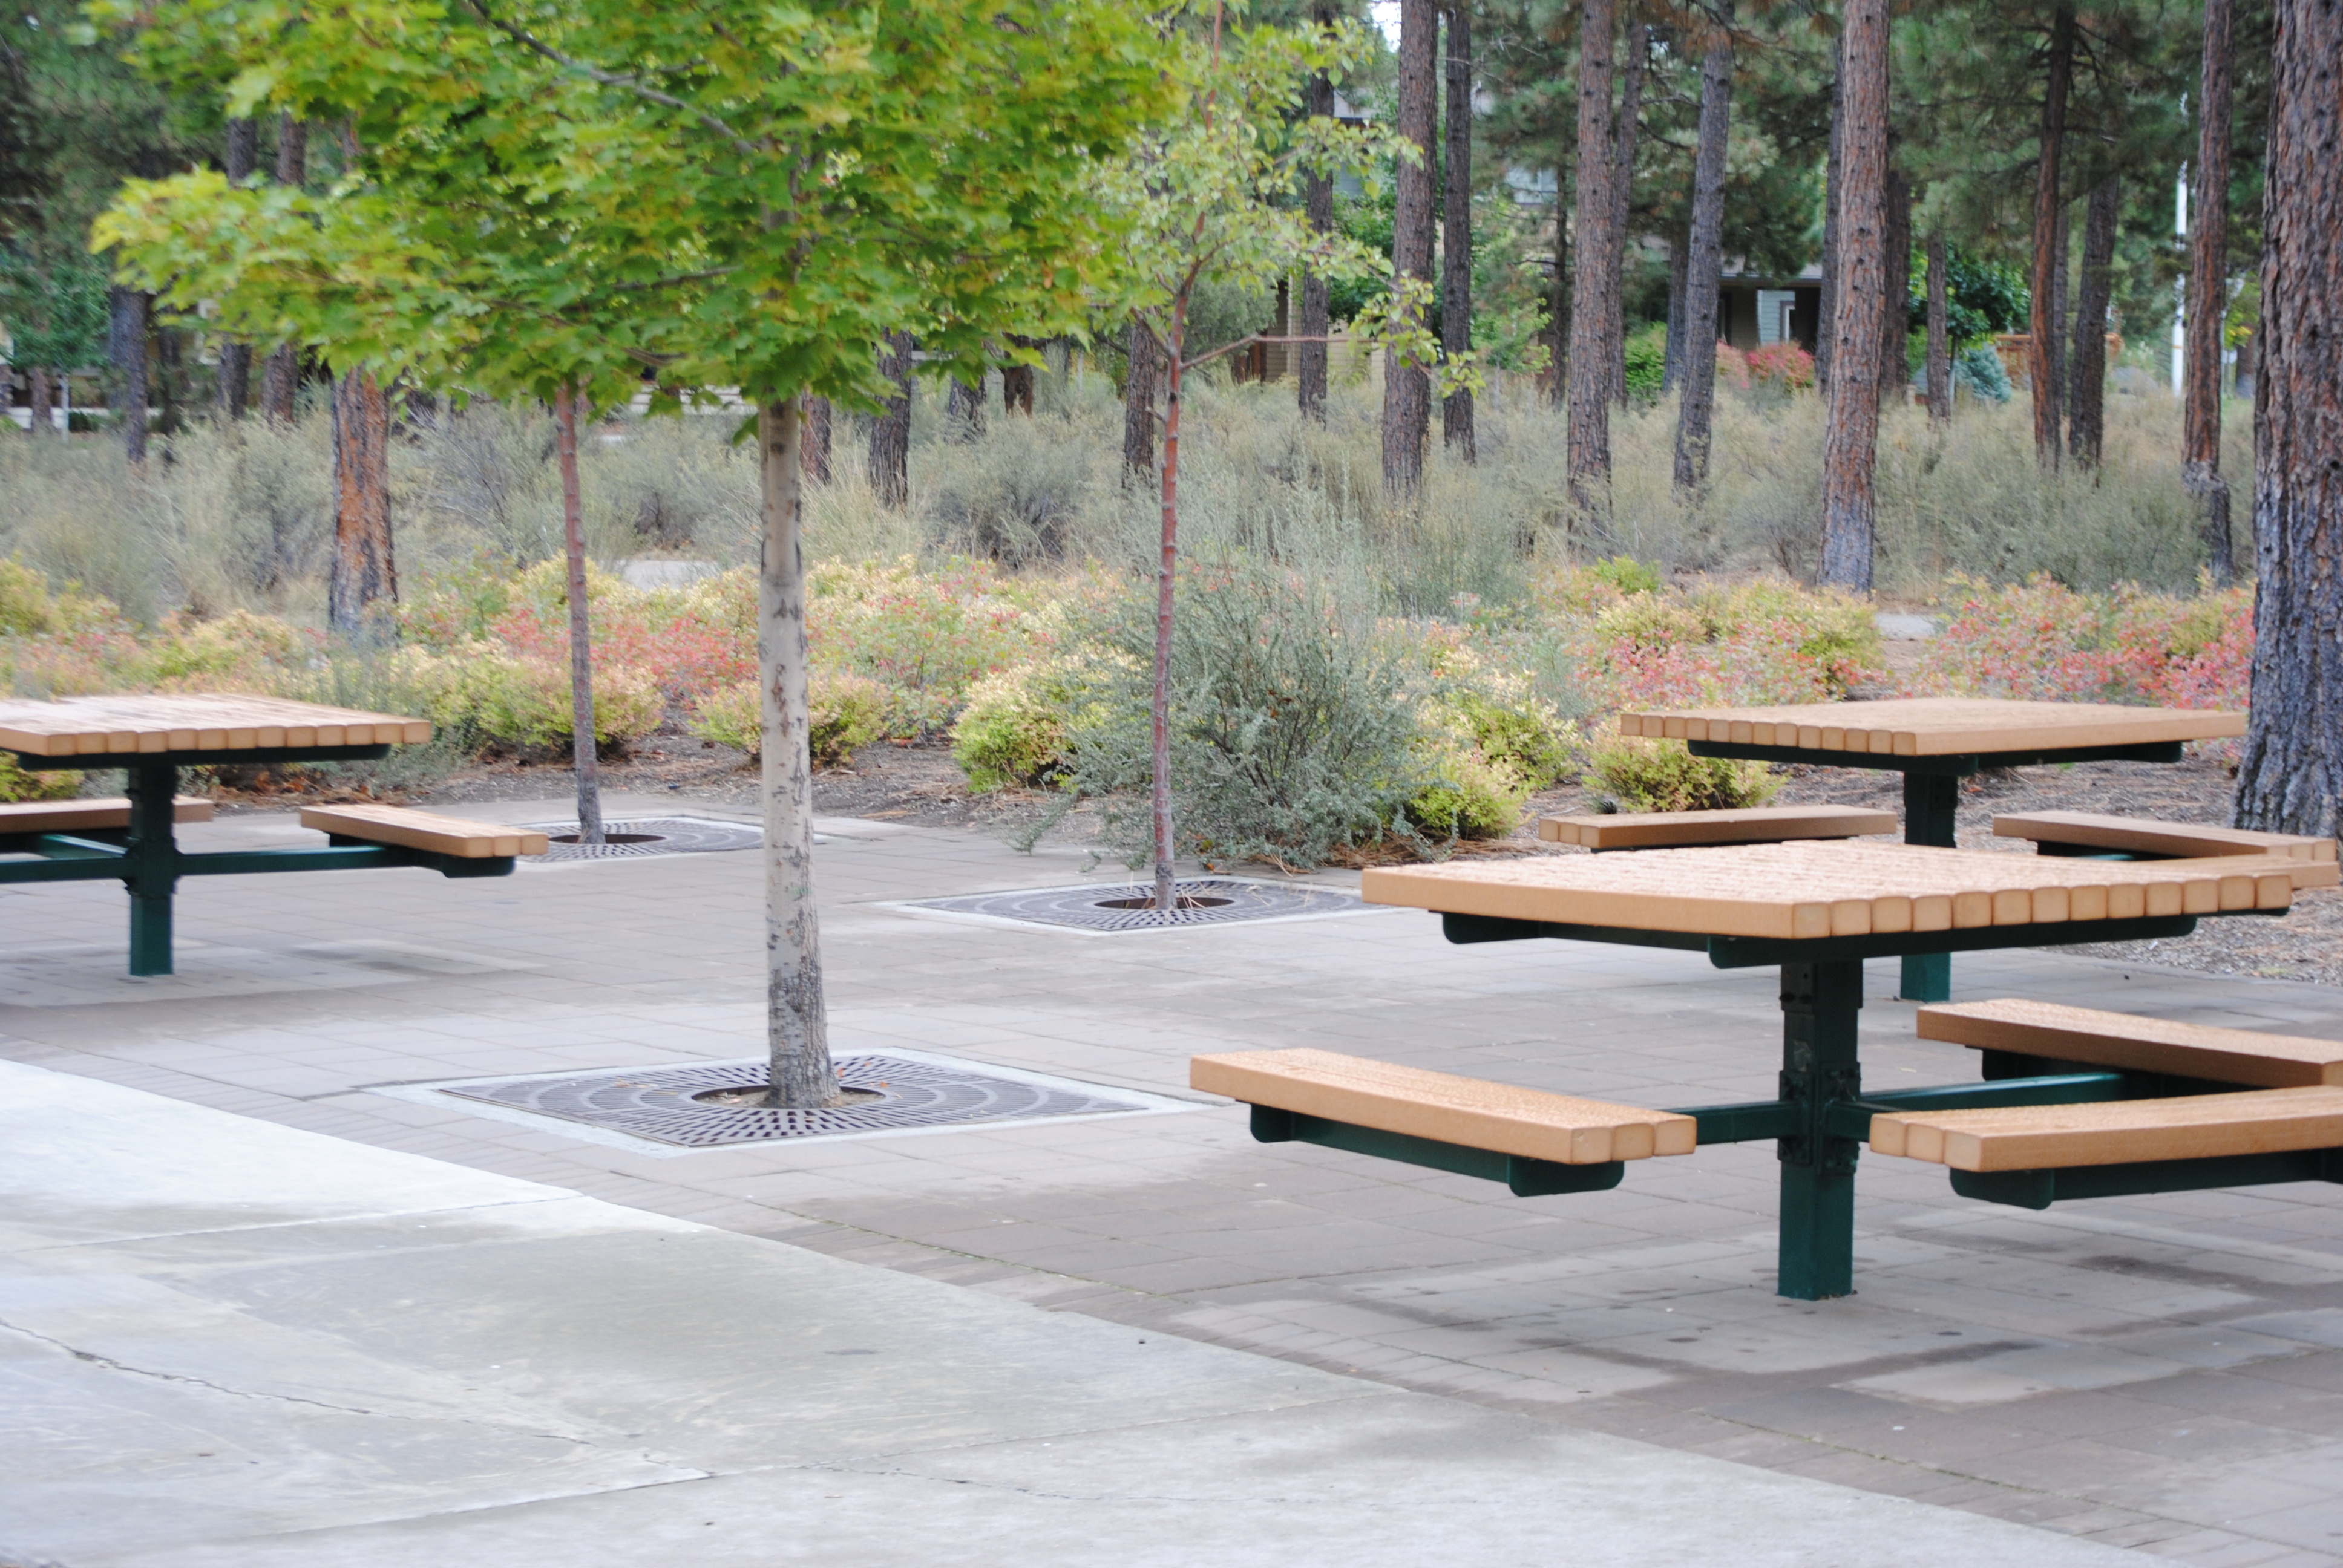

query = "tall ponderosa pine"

[
  {"left": 2185, "top": 0, "right": 2235, "bottom": 579},
  {"left": 1296, "top": 0, "right": 1337, "bottom": 423},
  {"left": 214, "top": 116, "right": 255, "bottom": 419},
  {"left": 327, "top": 368, "right": 392, "bottom": 632},
  {"left": 1924, "top": 228, "right": 1950, "bottom": 423},
  {"left": 1564, "top": 0, "right": 1616, "bottom": 528},
  {"left": 260, "top": 116, "right": 304, "bottom": 423},
  {"left": 1671, "top": 0, "right": 1734, "bottom": 492},
  {"left": 1817, "top": 0, "right": 1888, "bottom": 590},
  {"left": 1878, "top": 165, "right": 1909, "bottom": 407},
  {"left": 1440, "top": 0, "right": 1474, "bottom": 459},
  {"left": 2233, "top": 0, "right": 2342, "bottom": 835},
  {"left": 869, "top": 332, "right": 914, "bottom": 509},
  {"left": 1815, "top": 33, "right": 1843, "bottom": 393},
  {"left": 2067, "top": 173, "right": 2117, "bottom": 467},
  {"left": 1605, "top": 18, "right": 1645, "bottom": 410},
  {"left": 1381, "top": 0, "right": 1437, "bottom": 494},
  {"left": 800, "top": 396, "right": 833, "bottom": 484},
  {"left": 2027, "top": 4, "right": 2074, "bottom": 465}
]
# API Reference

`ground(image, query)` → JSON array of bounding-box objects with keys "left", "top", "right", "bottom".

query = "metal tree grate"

[
  {"left": 900, "top": 877, "right": 1369, "bottom": 932},
  {"left": 434, "top": 1053, "right": 1161, "bottom": 1146},
  {"left": 519, "top": 816, "right": 762, "bottom": 861}
]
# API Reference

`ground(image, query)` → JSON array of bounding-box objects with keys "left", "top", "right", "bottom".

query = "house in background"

[{"left": 1716, "top": 262, "right": 1822, "bottom": 355}]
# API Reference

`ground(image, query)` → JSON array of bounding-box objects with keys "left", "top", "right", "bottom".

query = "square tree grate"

[
  {"left": 427, "top": 1051, "right": 1182, "bottom": 1148},
  {"left": 898, "top": 877, "right": 1372, "bottom": 933}
]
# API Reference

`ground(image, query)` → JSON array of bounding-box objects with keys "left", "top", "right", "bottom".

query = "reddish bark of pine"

[
  {"left": 868, "top": 332, "right": 913, "bottom": 509},
  {"left": 1440, "top": 0, "right": 1475, "bottom": 459},
  {"left": 2028, "top": 5, "right": 2075, "bottom": 465},
  {"left": 800, "top": 394, "right": 832, "bottom": 483},
  {"left": 2233, "top": 0, "right": 2343, "bottom": 835},
  {"left": 1380, "top": 0, "right": 1437, "bottom": 495},
  {"left": 1817, "top": 0, "right": 1888, "bottom": 590},
  {"left": 1565, "top": 0, "right": 1617, "bottom": 528},
  {"left": 328, "top": 368, "right": 394, "bottom": 633},
  {"left": 1605, "top": 20, "right": 1647, "bottom": 410},
  {"left": 261, "top": 117, "right": 307, "bottom": 425},
  {"left": 1297, "top": 0, "right": 1337, "bottom": 423},
  {"left": 1879, "top": 165, "right": 1910, "bottom": 407},
  {"left": 2068, "top": 176, "right": 2119, "bottom": 468},
  {"left": 2187, "top": 0, "right": 2236, "bottom": 578},
  {"left": 1673, "top": 2, "right": 1734, "bottom": 492}
]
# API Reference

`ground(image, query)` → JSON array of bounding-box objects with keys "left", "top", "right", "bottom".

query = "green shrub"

[
  {"left": 1623, "top": 321, "right": 1668, "bottom": 399},
  {"left": 401, "top": 645, "right": 663, "bottom": 751},
  {"left": 1588, "top": 556, "right": 1662, "bottom": 596},
  {"left": 951, "top": 662, "right": 1072, "bottom": 791},
  {"left": 1406, "top": 737, "right": 1529, "bottom": 840},
  {"left": 687, "top": 671, "right": 888, "bottom": 765},
  {"left": 1582, "top": 734, "right": 1779, "bottom": 813},
  {"left": 0, "top": 754, "right": 80, "bottom": 803}
]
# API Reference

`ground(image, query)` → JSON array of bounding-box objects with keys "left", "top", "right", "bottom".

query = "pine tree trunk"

[
  {"left": 215, "top": 118, "right": 258, "bottom": 422},
  {"left": 554, "top": 386, "right": 603, "bottom": 845},
  {"left": 1124, "top": 318, "right": 1157, "bottom": 479},
  {"left": 1542, "top": 189, "right": 1569, "bottom": 407},
  {"left": 1672, "top": 2, "right": 1734, "bottom": 493},
  {"left": 800, "top": 395, "right": 832, "bottom": 483},
  {"left": 1297, "top": 0, "right": 1336, "bottom": 424},
  {"left": 1661, "top": 229, "right": 1687, "bottom": 394},
  {"left": 755, "top": 397, "right": 841, "bottom": 1109},
  {"left": 1816, "top": 33, "right": 1844, "bottom": 394},
  {"left": 2028, "top": 4, "right": 2074, "bottom": 466},
  {"left": 2068, "top": 175, "right": 2118, "bottom": 468},
  {"left": 1000, "top": 347, "right": 1035, "bottom": 416},
  {"left": 1440, "top": 0, "right": 1475, "bottom": 460},
  {"left": 1381, "top": 0, "right": 1437, "bottom": 495},
  {"left": 108, "top": 287, "right": 149, "bottom": 466},
  {"left": 868, "top": 332, "right": 913, "bottom": 509},
  {"left": 946, "top": 376, "right": 985, "bottom": 442},
  {"left": 2232, "top": 0, "right": 2342, "bottom": 836},
  {"left": 1605, "top": 19, "right": 1646, "bottom": 410},
  {"left": 27, "top": 366, "right": 51, "bottom": 437},
  {"left": 261, "top": 115, "right": 308, "bottom": 425},
  {"left": 2186, "top": 0, "right": 2235, "bottom": 580},
  {"left": 328, "top": 368, "right": 394, "bottom": 634},
  {"left": 1878, "top": 165, "right": 1911, "bottom": 408},
  {"left": 1817, "top": 0, "right": 1887, "bottom": 591},
  {"left": 1565, "top": 0, "right": 1617, "bottom": 529},
  {"left": 1925, "top": 230, "right": 1951, "bottom": 425}
]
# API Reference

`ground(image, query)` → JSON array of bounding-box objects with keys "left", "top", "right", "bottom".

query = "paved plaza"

[{"left": 6, "top": 794, "right": 2343, "bottom": 1564}]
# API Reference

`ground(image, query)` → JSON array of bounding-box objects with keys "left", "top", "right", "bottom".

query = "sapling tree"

[
  {"left": 1093, "top": 4, "right": 1453, "bottom": 911},
  {"left": 101, "top": 0, "right": 1170, "bottom": 1109}
]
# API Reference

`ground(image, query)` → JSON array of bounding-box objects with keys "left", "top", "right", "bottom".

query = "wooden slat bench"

[
  {"left": 1538, "top": 803, "right": 1896, "bottom": 851},
  {"left": 0, "top": 797, "right": 213, "bottom": 836},
  {"left": 300, "top": 804, "right": 549, "bottom": 860},
  {"left": 1919, "top": 998, "right": 2343, "bottom": 1089},
  {"left": 1191, "top": 1048, "right": 1695, "bottom": 1196},
  {"left": 1996, "top": 810, "right": 2340, "bottom": 888}
]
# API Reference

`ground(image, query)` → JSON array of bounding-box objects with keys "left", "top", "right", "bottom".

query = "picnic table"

[
  {"left": 1614, "top": 697, "right": 2249, "bottom": 1001},
  {"left": 1357, "top": 840, "right": 2296, "bottom": 1299},
  {"left": 0, "top": 694, "right": 543, "bottom": 976}
]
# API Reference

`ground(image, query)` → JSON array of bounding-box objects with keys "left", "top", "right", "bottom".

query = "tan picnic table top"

[
  {"left": 1361, "top": 841, "right": 2294, "bottom": 942},
  {"left": 1616, "top": 696, "right": 2244, "bottom": 757},
  {"left": 0, "top": 694, "right": 431, "bottom": 757}
]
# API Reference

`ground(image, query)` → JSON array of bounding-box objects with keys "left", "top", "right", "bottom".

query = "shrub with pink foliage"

[{"left": 1745, "top": 342, "right": 1815, "bottom": 393}]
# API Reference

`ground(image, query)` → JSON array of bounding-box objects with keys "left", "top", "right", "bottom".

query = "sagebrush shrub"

[{"left": 1582, "top": 734, "right": 1779, "bottom": 813}]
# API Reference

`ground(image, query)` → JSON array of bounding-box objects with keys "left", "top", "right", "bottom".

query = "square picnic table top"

[
  {"left": 1616, "top": 696, "right": 2245, "bottom": 758},
  {"left": 0, "top": 694, "right": 431, "bottom": 759},
  {"left": 1362, "top": 840, "right": 2294, "bottom": 943}
]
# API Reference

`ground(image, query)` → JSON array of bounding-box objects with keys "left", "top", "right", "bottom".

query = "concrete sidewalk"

[{"left": 0, "top": 1057, "right": 2144, "bottom": 1566}]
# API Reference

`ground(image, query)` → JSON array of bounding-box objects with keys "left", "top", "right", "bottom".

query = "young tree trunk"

[
  {"left": 2028, "top": 4, "right": 2075, "bottom": 466},
  {"left": 868, "top": 331, "right": 913, "bottom": 509},
  {"left": 1816, "top": 34, "right": 1844, "bottom": 393},
  {"left": 27, "top": 366, "right": 51, "bottom": 437},
  {"left": 2232, "top": 0, "right": 2342, "bottom": 836},
  {"left": 261, "top": 115, "right": 308, "bottom": 425},
  {"left": 2068, "top": 175, "right": 2119, "bottom": 468},
  {"left": 1605, "top": 18, "right": 1647, "bottom": 410},
  {"left": 554, "top": 386, "right": 603, "bottom": 845},
  {"left": 2186, "top": 0, "right": 2235, "bottom": 580},
  {"left": 1672, "top": 2, "right": 1734, "bottom": 493},
  {"left": 755, "top": 397, "right": 841, "bottom": 1109},
  {"left": 1878, "top": 165, "right": 1911, "bottom": 408},
  {"left": 1661, "top": 229, "right": 1686, "bottom": 394},
  {"left": 215, "top": 117, "right": 258, "bottom": 422},
  {"left": 1151, "top": 294, "right": 1194, "bottom": 912},
  {"left": 1925, "top": 229, "right": 1951, "bottom": 425},
  {"left": 800, "top": 394, "right": 832, "bottom": 483},
  {"left": 1440, "top": 0, "right": 1475, "bottom": 460},
  {"left": 1381, "top": 0, "right": 1437, "bottom": 495},
  {"left": 1297, "top": 0, "right": 1336, "bottom": 424},
  {"left": 328, "top": 368, "right": 394, "bottom": 634},
  {"left": 108, "top": 286, "right": 149, "bottom": 466},
  {"left": 1565, "top": 0, "right": 1617, "bottom": 529},
  {"left": 1123, "top": 318, "right": 1158, "bottom": 479},
  {"left": 1817, "top": 0, "right": 1888, "bottom": 591},
  {"left": 946, "top": 375, "right": 985, "bottom": 442}
]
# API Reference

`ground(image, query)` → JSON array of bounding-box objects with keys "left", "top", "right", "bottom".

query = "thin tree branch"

[{"left": 460, "top": 0, "right": 760, "bottom": 155}]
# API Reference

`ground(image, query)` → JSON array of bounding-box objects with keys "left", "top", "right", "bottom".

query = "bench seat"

[
  {"left": 1538, "top": 803, "right": 1896, "bottom": 851},
  {"left": 1919, "top": 998, "right": 2343, "bottom": 1089},
  {"left": 0, "top": 797, "right": 212, "bottom": 834},
  {"left": 1871, "top": 1085, "right": 2343, "bottom": 1171},
  {"left": 1191, "top": 1048, "right": 1695, "bottom": 1165},
  {"left": 1996, "top": 810, "right": 2339, "bottom": 887},
  {"left": 300, "top": 804, "right": 548, "bottom": 859}
]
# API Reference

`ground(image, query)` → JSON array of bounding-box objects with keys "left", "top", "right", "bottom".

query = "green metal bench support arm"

[{"left": 1245, "top": 1105, "right": 1624, "bottom": 1197}]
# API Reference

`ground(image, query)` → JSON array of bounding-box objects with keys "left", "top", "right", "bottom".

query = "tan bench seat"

[
  {"left": 1191, "top": 1048, "right": 1696, "bottom": 1165},
  {"left": 1538, "top": 803, "right": 1896, "bottom": 851},
  {"left": 301, "top": 804, "right": 548, "bottom": 859},
  {"left": 0, "top": 797, "right": 213, "bottom": 834},
  {"left": 1872, "top": 1085, "right": 2343, "bottom": 1171},
  {"left": 1919, "top": 998, "right": 2343, "bottom": 1088},
  {"left": 1996, "top": 810, "right": 2339, "bottom": 888}
]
